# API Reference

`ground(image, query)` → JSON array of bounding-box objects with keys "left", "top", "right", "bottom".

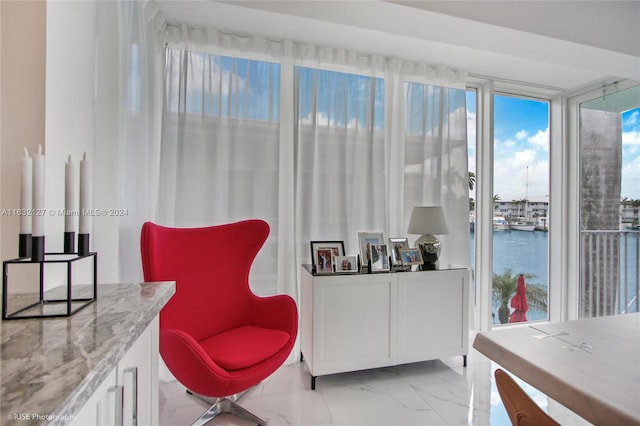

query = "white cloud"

[
  {"left": 515, "top": 130, "right": 528, "bottom": 140},
  {"left": 499, "top": 138, "right": 516, "bottom": 148},
  {"left": 528, "top": 128, "right": 549, "bottom": 151},
  {"left": 514, "top": 149, "right": 536, "bottom": 165},
  {"left": 622, "top": 130, "right": 640, "bottom": 146},
  {"left": 621, "top": 155, "right": 640, "bottom": 199},
  {"left": 493, "top": 149, "right": 548, "bottom": 201}
]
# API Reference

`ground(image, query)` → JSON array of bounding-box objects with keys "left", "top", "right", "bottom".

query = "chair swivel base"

[{"left": 187, "top": 389, "right": 266, "bottom": 426}]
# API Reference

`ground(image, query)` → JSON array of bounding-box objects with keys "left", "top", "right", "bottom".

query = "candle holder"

[
  {"left": 64, "top": 231, "right": 75, "bottom": 254},
  {"left": 2, "top": 252, "right": 97, "bottom": 320},
  {"left": 19, "top": 233, "right": 32, "bottom": 258},
  {"left": 78, "top": 233, "right": 90, "bottom": 257},
  {"left": 31, "top": 236, "right": 45, "bottom": 262}
]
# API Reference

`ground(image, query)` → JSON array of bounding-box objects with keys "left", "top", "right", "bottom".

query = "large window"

[
  {"left": 491, "top": 95, "right": 550, "bottom": 325},
  {"left": 159, "top": 47, "right": 470, "bottom": 296}
]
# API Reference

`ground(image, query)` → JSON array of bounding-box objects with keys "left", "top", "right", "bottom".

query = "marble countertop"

[{"left": 1, "top": 282, "right": 175, "bottom": 425}]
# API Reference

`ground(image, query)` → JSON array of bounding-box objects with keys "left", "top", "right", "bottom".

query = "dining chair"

[{"left": 495, "top": 368, "right": 560, "bottom": 426}]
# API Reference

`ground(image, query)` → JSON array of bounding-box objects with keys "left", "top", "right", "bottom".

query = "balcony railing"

[{"left": 580, "top": 230, "right": 640, "bottom": 317}]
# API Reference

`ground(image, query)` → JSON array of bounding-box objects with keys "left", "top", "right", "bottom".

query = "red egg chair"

[{"left": 140, "top": 220, "right": 298, "bottom": 425}]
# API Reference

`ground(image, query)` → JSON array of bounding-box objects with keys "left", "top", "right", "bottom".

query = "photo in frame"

[
  {"left": 310, "top": 241, "right": 345, "bottom": 274},
  {"left": 399, "top": 247, "right": 423, "bottom": 266},
  {"left": 334, "top": 255, "right": 358, "bottom": 274},
  {"left": 389, "top": 237, "right": 409, "bottom": 266},
  {"left": 358, "top": 232, "right": 384, "bottom": 269},
  {"left": 369, "top": 243, "right": 390, "bottom": 272}
]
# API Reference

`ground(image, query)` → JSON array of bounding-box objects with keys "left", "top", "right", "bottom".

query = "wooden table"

[{"left": 473, "top": 313, "right": 640, "bottom": 426}]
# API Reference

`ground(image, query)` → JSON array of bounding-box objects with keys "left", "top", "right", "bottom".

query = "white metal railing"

[{"left": 580, "top": 230, "right": 640, "bottom": 317}]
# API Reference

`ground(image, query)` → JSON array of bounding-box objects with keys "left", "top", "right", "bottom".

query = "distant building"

[{"left": 492, "top": 199, "right": 548, "bottom": 221}]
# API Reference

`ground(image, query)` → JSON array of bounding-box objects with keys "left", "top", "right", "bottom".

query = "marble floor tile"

[{"left": 159, "top": 349, "right": 591, "bottom": 426}]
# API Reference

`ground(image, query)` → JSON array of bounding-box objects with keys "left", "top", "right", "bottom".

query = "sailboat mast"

[{"left": 525, "top": 166, "right": 529, "bottom": 219}]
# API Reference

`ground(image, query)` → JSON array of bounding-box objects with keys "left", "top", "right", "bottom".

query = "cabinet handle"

[
  {"left": 123, "top": 367, "right": 139, "bottom": 426},
  {"left": 108, "top": 385, "right": 124, "bottom": 426}
]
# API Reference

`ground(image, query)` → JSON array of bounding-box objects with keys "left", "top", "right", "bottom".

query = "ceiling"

[{"left": 154, "top": 0, "right": 640, "bottom": 95}]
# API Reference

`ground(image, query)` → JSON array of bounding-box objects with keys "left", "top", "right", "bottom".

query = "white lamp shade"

[{"left": 407, "top": 206, "right": 449, "bottom": 235}]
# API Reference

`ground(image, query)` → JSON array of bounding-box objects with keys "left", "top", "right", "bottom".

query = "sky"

[{"left": 467, "top": 91, "right": 640, "bottom": 202}]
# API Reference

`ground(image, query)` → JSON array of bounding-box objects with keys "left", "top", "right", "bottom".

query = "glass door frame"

[
  {"left": 566, "top": 79, "right": 639, "bottom": 319},
  {"left": 471, "top": 79, "right": 565, "bottom": 331}
]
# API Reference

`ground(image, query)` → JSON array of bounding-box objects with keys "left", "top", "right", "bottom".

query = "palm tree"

[
  {"left": 468, "top": 172, "right": 476, "bottom": 191},
  {"left": 492, "top": 269, "right": 548, "bottom": 324}
]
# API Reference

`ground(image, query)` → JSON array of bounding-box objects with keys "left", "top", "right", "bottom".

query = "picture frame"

[
  {"left": 399, "top": 247, "right": 423, "bottom": 266},
  {"left": 310, "top": 241, "right": 345, "bottom": 274},
  {"left": 358, "top": 232, "right": 384, "bottom": 269},
  {"left": 334, "top": 255, "right": 358, "bottom": 274},
  {"left": 389, "top": 237, "right": 409, "bottom": 266},
  {"left": 369, "top": 243, "right": 390, "bottom": 272}
]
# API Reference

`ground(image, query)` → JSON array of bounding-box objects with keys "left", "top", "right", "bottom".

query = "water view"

[{"left": 470, "top": 229, "right": 640, "bottom": 325}]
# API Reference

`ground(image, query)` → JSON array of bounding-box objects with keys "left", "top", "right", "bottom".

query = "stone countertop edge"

[{"left": 0, "top": 281, "right": 175, "bottom": 426}]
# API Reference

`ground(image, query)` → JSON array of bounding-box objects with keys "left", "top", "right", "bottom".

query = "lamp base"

[{"left": 415, "top": 234, "right": 441, "bottom": 270}]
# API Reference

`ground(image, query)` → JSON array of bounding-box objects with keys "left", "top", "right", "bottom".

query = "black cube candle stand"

[{"left": 2, "top": 252, "right": 97, "bottom": 320}]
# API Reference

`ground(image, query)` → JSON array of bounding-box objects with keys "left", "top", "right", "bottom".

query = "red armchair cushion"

[{"left": 200, "top": 325, "right": 291, "bottom": 371}]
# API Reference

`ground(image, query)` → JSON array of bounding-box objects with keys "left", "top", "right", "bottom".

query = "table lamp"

[{"left": 407, "top": 206, "right": 449, "bottom": 270}]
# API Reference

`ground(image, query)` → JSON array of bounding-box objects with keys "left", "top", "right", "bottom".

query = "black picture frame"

[{"left": 310, "top": 241, "right": 345, "bottom": 274}]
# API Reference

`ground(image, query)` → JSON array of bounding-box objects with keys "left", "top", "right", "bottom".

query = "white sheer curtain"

[
  {"left": 156, "top": 26, "right": 469, "bottom": 295},
  {"left": 158, "top": 49, "right": 282, "bottom": 296},
  {"left": 403, "top": 82, "right": 470, "bottom": 268},
  {"left": 93, "top": 0, "right": 165, "bottom": 283},
  {"left": 295, "top": 66, "right": 387, "bottom": 256}
]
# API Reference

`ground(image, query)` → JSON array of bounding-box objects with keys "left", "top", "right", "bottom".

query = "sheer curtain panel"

[
  {"left": 403, "top": 83, "right": 469, "bottom": 268},
  {"left": 295, "top": 67, "right": 386, "bottom": 257},
  {"left": 94, "top": 0, "right": 165, "bottom": 283},
  {"left": 158, "top": 49, "right": 281, "bottom": 295}
]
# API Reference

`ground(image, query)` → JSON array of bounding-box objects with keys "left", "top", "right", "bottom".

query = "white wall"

[
  {"left": 46, "top": 0, "right": 120, "bottom": 285},
  {"left": 0, "top": 1, "right": 46, "bottom": 267},
  {"left": 45, "top": 0, "right": 96, "bottom": 252}
]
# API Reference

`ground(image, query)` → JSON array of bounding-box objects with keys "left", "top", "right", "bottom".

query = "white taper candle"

[
  {"left": 65, "top": 155, "right": 75, "bottom": 232},
  {"left": 32, "top": 144, "right": 45, "bottom": 237},
  {"left": 79, "top": 152, "right": 91, "bottom": 234},
  {"left": 20, "top": 147, "right": 33, "bottom": 234}
]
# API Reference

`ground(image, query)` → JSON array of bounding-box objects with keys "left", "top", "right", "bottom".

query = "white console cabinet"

[{"left": 301, "top": 266, "right": 469, "bottom": 389}]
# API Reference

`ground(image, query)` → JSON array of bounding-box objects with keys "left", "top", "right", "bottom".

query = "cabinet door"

[
  {"left": 70, "top": 369, "right": 118, "bottom": 426},
  {"left": 397, "top": 269, "right": 468, "bottom": 363},
  {"left": 118, "top": 320, "right": 155, "bottom": 426},
  {"left": 314, "top": 275, "right": 395, "bottom": 375}
]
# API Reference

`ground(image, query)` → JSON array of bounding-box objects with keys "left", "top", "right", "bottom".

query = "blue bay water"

[{"left": 470, "top": 230, "right": 640, "bottom": 323}]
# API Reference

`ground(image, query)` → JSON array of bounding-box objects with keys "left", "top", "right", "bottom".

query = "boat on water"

[
  {"left": 510, "top": 217, "right": 536, "bottom": 232},
  {"left": 493, "top": 216, "right": 509, "bottom": 231}
]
